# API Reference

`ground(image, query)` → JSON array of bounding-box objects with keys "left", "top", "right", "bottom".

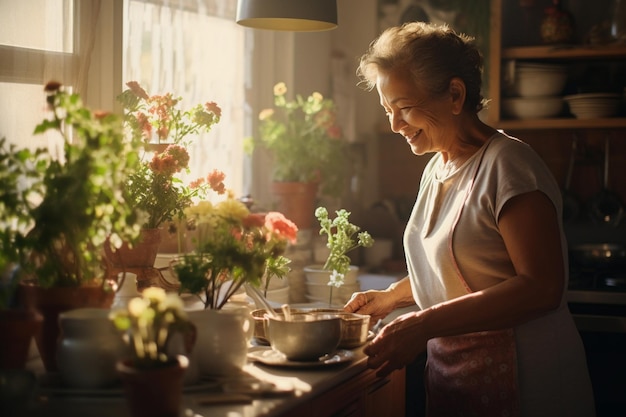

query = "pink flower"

[
  {"left": 207, "top": 169, "right": 226, "bottom": 194},
  {"left": 265, "top": 212, "right": 298, "bottom": 244}
]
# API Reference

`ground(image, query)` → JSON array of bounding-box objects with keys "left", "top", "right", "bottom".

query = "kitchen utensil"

[
  {"left": 588, "top": 136, "right": 624, "bottom": 226},
  {"left": 281, "top": 304, "right": 292, "bottom": 321},
  {"left": 562, "top": 135, "right": 580, "bottom": 223},
  {"left": 244, "top": 284, "right": 279, "bottom": 319},
  {"left": 308, "top": 309, "right": 371, "bottom": 348}
]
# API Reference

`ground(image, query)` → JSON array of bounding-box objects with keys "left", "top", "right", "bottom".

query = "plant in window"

[
  {"left": 5, "top": 82, "right": 143, "bottom": 288},
  {"left": 117, "top": 82, "right": 222, "bottom": 231}
]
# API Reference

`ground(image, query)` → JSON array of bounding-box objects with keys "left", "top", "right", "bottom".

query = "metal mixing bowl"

[{"left": 266, "top": 314, "right": 341, "bottom": 361}]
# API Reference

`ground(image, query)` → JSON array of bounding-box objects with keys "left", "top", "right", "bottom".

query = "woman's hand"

[
  {"left": 343, "top": 290, "right": 396, "bottom": 325},
  {"left": 364, "top": 311, "right": 428, "bottom": 377},
  {"left": 343, "top": 277, "right": 414, "bottom": 325}
]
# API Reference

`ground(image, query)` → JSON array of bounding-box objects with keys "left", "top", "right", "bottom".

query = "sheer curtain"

[{"left": 0, "top": 0, "right": 100, "bottom": 154}]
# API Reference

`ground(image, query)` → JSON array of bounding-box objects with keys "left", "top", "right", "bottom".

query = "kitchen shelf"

[
  {"left": 501, "top": 45, "right": 626, "bottom": 60},
  {"left": 487, "top": 0, "right": 626, "bottom": 131},
  {"left": 497, "top": 117, "right": 626, "bottom": 130}
]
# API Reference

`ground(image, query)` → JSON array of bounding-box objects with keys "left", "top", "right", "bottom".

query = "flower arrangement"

[
  {"left": 247, "top": 82, "right": 350, "bottom": 198},
  {"left": 117, "top": 82, "right": 222, "bottom": 231},
  {"left": 172, "top": 175, "right": 298, "bottom": 309},
  {"left": 0, "top": 82, "right": 142, "bottom": 288},
  {"left": 109, "top": 287, "right": 192, "bottom": 369},
  {"left": 315, "top": 207, "right": 374, "bottom": 304}
]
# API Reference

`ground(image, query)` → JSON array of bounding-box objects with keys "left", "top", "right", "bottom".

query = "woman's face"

[{"left": 376, "top": 68, "right": 459, "bottom": 156}]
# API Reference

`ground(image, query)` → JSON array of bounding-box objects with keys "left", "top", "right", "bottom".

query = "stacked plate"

[
  {"left": 502, "top": 62, "right": 567, "bottom": 119},
  {"left": 563, "top": 93, "right": 622, "bottom": 119}
]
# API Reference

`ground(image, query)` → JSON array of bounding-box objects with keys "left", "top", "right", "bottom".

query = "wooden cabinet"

[
  {"left": 487, "top": 0, "right": 626, "bottom": 130},
  {"left": 281, "top": 367, "right": 406, "bottom": 417}
]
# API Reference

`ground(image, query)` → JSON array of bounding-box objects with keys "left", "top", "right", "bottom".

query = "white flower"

[{"left": 328, "top": 270, "right": 345, "bottom": 288}]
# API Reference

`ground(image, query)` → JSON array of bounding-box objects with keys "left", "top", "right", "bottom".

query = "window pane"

[
  {"left": 124, "top": 0, "right": 246, "bottom": 197},
  {"left": 0, "top": 0, "right": 74, "bottom": 53},
  {"left": 0, "top": 82, "right": 65, "bottom": 156}
]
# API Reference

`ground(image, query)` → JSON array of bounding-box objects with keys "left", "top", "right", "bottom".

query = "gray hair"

[{"left": 357, "top": 22, "right": 485, "bottom": 113}]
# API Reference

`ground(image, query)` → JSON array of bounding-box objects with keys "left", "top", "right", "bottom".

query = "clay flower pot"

[{"left": 116, "top": 355, "right": 188, "bottom": 417}]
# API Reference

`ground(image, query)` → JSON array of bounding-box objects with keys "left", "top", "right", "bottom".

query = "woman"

[{"left": 344, "top": 22, "right": 595, "bottom": 417}]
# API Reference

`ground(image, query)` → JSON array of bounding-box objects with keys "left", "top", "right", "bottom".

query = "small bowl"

[
  {"left": 502, "top": 97, "right": 564, "bottom": 119},
  {"left": 266, "top": 314, "right": 341, "bottom": 361}
]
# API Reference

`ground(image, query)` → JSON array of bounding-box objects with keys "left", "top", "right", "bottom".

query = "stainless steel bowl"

[
  {"left": 266, "top": 314, "right": 341, "bottom": 361},
  {"left": 310, "top": 309, "right": 371, "bottom": 348}
]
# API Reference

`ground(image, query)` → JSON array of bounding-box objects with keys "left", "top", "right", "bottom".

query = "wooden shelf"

[
  {"left": 495, "top": 117, "right": 626, "bottom": 130},
  {"left": 501, "top": 45, "right": 626, "bottom": 60}
]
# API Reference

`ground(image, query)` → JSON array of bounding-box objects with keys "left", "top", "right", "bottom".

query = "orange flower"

[
  {"left": 207, "top": 169, "right": 226, "bottom": 194},
  {"left": 126, "top": 81, "right": 149, "bottom": 100},
  {"left": 205, "top": 101, "right": 222, "bottom": 118}
]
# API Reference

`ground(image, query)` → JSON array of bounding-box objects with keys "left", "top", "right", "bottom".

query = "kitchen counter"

[{"left": 22, "top": 344, "right": 406, "bottom": 417}]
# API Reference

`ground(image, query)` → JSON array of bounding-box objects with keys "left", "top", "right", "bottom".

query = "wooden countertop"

[{"left": 24, "top": 346, "right": 371, "bottom": 417}]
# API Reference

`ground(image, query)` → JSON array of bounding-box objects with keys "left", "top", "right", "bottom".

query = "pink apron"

[
  {"left": 424, "top": 138, "right": 520, "bottom": 417},
  {"left": 425, "top": 329, "right": 519, "bottom": 417}
]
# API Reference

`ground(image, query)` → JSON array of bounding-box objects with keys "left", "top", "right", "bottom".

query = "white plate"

[{"left": 247, "top": 347, "right": 355, "bottom": 368}]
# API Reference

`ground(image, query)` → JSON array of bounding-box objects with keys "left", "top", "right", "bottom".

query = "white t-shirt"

[{"left": 403, "top": 131, "right": 595, "bottom": 416}]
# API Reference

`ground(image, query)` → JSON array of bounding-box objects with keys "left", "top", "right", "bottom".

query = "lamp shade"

[{"left": 236, "top": 0, "right": 338, "bottom": 32}]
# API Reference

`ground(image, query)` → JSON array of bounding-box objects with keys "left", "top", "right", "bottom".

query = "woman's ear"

[{"left": 448, "top": 78, "right": 466, "bottom": 115}]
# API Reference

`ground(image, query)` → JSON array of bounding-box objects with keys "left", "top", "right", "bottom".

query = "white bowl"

[
  {"left": 502, "top": 97, "right": 564, "bottom": 119},
  {"left": 503, "top": 63, "right": 567, "bottom": 97},
  {"left": 564, "top": 93, "right": 621, "bottom": 119}
]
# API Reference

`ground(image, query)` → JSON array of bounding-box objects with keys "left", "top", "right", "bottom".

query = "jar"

[{"left": 57, "top": 308, "right": 128, "bottom": 389}]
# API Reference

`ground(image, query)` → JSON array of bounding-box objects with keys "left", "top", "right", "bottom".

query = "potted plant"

[
  {"left": 109, "top": 287, "right": 193, "bottom": 417},
  {"left": 8, "top": 81, "right": 143, "bottom": 372},
  {"left": 0, "top": 139, "right": 44, "bottom": 372},
  {"left": 304, "top": 207, "right": 374, "bottom": 306},
  {"left": 169, "top": 173, "right": 298, "bottom": 376},
  {"left": 104, "top": 82, "right": 222, "bottom": 287},
  {"left": 246, "top": 82, "right": 350, "bottom": 229}
]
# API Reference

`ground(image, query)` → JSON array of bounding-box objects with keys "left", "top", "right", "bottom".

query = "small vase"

[
  {"left": 303, "top": 265, "right": 360, "bottom": 306},
  {"left": 540, "top": 0, "right": 575, "bottom": 44},
  {"left": 117, "top": 355, "right": 188, "bottom": 417},
  {"left": 57, "top": 308, "right": 128, "bottom": 389},
  {"left": 186, "top": 306, "right": 253, "bottom": 377},
  {"left": 17, "top": 282, "right": 115, "bottom": 372}
]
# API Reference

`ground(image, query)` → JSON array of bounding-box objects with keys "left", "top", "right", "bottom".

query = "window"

[{"left": 0, "top": 0, "right": 276, "bottom": 199}]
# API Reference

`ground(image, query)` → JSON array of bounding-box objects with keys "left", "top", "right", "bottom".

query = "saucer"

[{"left": 247, "top": 347, "right": 355, "bottom": 368}]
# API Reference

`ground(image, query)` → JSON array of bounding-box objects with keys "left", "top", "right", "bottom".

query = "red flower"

[{"left": 242, "top": 213, "right": 266, "bottom": 229}]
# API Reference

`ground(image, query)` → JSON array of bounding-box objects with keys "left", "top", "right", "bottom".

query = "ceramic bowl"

[
  {"left": 504, "top": 63, "right": 568, "bottom": 97},
  {"left": 266, "top": 313, "right": 341, "bottom": 361},
  {"left": 502, "top": 97, "right": 564, "bottom": 119}
]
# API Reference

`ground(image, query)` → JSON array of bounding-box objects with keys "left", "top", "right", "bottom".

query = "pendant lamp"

[{"left": 236, "top": 0, "right": 338, "bottom": 32}]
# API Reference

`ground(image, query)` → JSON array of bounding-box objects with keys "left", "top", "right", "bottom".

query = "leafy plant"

[
  {"left": 117, "top": 82, "right": 222, "bottom": 230},
  {"left": 1, "top": 81, "right": 143, "bottom": 289},
  {"left": 246, "top": 82, "right": 350, "bottom": 198},
  {"left": 172, "top": 176, "right": 298, "bottom": 309},
  {"left": 109, "top": 287, "right": 192, "bottom": 369},
  {"left": 315, "top": 207, "right": 374, "bottom": 304}
]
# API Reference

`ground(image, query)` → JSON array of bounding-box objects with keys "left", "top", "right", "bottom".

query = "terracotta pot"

[
  {"left": 0, "top": 309, "right": 42, "bottom": 370},
  {"left": 271, "top": 181, "right": 318, "bottom": 230},
  {"left": 17, "top": 282, "right": 115, "bottom": 372},
  {"left": 117, "top": 355, "right": 188, "bottom": 417},
  {"left": 105, "top": 228, "right": 162, "bottom": 269}
]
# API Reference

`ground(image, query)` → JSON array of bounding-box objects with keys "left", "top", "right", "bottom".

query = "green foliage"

[
  {"left": 0, "top": 83, "right": 143, "bottom": 289},
  {"left": 248, "top": 82, "right": 350, "bottom": 198}
]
